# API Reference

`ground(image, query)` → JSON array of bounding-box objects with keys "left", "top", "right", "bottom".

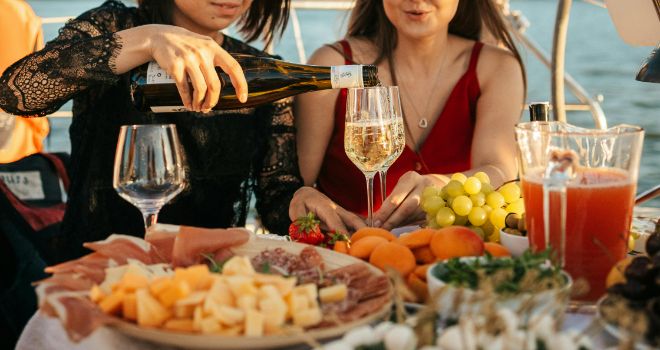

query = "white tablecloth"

[{"left": 16, "top": 311, "right": 619, "bottom": 350}]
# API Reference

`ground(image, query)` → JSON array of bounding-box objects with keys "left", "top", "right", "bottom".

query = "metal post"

[{"left": 552, "top": 0, "right": 573, "bottom": 123}]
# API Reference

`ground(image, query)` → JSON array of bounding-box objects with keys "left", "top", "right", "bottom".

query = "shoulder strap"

[
  {"left": 39, "top": 153, "right": 69, "bottom": 191},
  {"left": 338, "top": 40, "right": 354, "bottom": 64},
  {"left": 467, "top": 42, "right": 484, "bottom": 73}
]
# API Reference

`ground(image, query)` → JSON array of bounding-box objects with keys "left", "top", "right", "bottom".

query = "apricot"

[
  {"left": 396, "top": 228, "right": 437, "bottom": 249},
  {"left": 413, "top": 264, "right": 432, "bottom": 281},
  {"left": 407, "top": 272, "right": 429, "bottom": 302},
  {"left": 412, "top": 246, "right": 436, "bottom": 264},
  {"left": 606, "top": 256, "right": 632, "bottom": 288},
  {"left": 350, "top": 227, "right": 396, "bottom": 242},
  {"left": 429, "top": 226, "right": 485, "bottom": 260},
  {"left": 484, "top": 242, "right": 511, "bottom": 257},
  {"left": 349, "top": 236, "right": 388, "bottom": 259},
  {"left": 369, "top": 242, "right": 416, "bottom": 277}
]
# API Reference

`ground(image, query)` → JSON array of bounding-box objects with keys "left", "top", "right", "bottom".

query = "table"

[{"left": 16, "top": 311, "right": 620, "bottom": 350}]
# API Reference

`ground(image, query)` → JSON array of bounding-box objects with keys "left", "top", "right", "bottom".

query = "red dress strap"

[{"left": 338, "top": 40, "right": 354, "bottom": 65}]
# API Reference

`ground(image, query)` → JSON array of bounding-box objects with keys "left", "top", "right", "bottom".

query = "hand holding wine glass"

[{"left": 113, "top": 124, "right": 186, "bottom": 233}]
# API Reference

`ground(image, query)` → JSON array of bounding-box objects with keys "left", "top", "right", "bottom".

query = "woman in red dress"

[{"left": 292, "top": 0, "right": 526, "bottom": 231}]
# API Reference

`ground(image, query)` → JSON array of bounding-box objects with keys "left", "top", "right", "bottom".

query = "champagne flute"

[
  {"left": 113, "top": 124, "right": 186, "bottom": 233},
  {"left": 345, "top": 87, "right": 396, "bottom": 226},
  {"left": 378, "top": 86, "right": 405, "bottom": 203}
]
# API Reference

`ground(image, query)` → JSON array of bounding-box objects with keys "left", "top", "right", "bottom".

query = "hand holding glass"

[{"left": 113, "top": 124, "right": 186, "bottom": 233}]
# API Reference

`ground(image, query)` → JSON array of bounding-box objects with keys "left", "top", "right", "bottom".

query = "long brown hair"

[
  {"left": 348, "top": 0, "right": 526, "bottom": 88},
  {"left": 137, "top": 0, "right": 290, "bottom": 48}
]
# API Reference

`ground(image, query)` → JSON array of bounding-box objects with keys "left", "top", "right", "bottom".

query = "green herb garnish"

[
  {"left": 202, "top": 253, "right": 227, "bottom": 273},
  {"left": 432, "top": 248, "right": 564, "bottom": 295}
]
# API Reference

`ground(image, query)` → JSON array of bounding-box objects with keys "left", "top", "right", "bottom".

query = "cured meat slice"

[
  {"left": 45, "top": 253, "right": 116, "bottom": 284},
  {"left": 171, "top": 226, "right": 250, "bottom": 267},
  {"left": 145, "top": 230, "right": 177, "bottom": 262},
  {"left": 83, "top": 234, "right": 163, "bottom": 265},
  {"left": 46, "top": 293, "right": 113, "bottom": 342}
]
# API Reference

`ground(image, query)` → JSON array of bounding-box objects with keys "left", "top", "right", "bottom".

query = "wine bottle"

[
  {"left": 130, "top": 54, "right": 380, "bottom": 113},
  {"left": 528, "top": 101, "right": 555, "bottom": 122}
]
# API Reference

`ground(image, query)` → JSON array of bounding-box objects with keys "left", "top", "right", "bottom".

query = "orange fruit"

[
  {"left": 369, "top": 242, "right": 416, "bottom": 277},
  {"left": 350, "top": 227, "right": 396, "bottom": 242}
]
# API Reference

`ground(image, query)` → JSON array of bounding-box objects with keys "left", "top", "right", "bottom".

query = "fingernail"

[
  {"left": 240, "top": 92, "right": 248, "bottom": 103},
  {"left": 374, "top": 220, "right": 382, "bottom": 227}
]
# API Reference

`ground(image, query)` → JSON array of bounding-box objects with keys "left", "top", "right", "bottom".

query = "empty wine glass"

[
  {"left": 345, "top": 87, "right": 396, "bottom": 226},
  {"left": 378, "top": 86, "right": 405, "bottom": 203},
  {"left": 113, "top": 124, "right": 186, "bottom": 233}
]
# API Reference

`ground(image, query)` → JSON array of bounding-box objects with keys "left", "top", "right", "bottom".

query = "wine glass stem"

[
  {"left": 365, "top": 173, "right": 375, "bottom": 227},
  {"left": 142, "top": 210, "right": 159, "bottom": 233},
  {"left": 379, "top": 169, "right": 387, "bottom": 205}
]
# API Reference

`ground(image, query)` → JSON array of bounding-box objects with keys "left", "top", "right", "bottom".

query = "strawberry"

[{"left": 289, "top": 212, "right": 324, "bottom": 245}]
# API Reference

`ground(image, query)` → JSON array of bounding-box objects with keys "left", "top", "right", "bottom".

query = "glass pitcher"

[{"left": 515, "top": 122, "right": 644, "bottom": 303}]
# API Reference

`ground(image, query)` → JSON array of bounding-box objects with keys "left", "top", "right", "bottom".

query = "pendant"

[{"left": 418, "top": 118, "right": 428, "bottom": 129}]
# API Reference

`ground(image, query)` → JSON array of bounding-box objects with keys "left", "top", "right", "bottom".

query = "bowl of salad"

[{"left": 426, "top": 250, "right": 572, "bottom": 319}]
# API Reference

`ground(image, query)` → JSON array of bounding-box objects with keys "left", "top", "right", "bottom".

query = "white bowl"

[
  {"left": 426, "top": 257, "right": 571, "bottom": 319},
  {"left": 499, "top": 229, "right": 530, "bottom": 257}
]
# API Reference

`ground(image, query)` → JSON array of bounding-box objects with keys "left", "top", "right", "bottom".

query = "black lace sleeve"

[
  {"left": 254, "top": 98, "right": 304, "bottom": 235},
  {"left": 0, "top": 1, "right": 134, "bottom": 116}
]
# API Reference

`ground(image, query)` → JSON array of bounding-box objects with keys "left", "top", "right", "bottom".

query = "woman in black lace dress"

[{"left": 0, "top": 0, "right": 365, "bottom": 262}]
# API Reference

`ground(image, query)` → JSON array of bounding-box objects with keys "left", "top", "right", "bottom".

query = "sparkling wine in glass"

[
  {"left": 378, "top": 86, "right": 405, "bottom": 203},
  {"left": 113, "top": 124, "right": 186, "bottom": 232},
  {"left": 345, "top": 87, "right": 396, "bottom": 226}
]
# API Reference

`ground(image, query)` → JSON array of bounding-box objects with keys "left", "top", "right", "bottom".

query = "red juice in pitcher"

[{"left": 522, "top": 168, "right": 636, "bottom": 301}]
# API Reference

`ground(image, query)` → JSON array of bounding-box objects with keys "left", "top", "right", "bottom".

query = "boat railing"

[{"left": 38, "top": 0, "right": 608, "bottom": 128}]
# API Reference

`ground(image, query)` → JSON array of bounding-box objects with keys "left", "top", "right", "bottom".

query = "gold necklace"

[{"left": 391, "top": 47, "right": 449, "bottom": 130}]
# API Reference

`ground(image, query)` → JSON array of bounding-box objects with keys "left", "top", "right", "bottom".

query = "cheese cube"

[
  {"left": 199, "top": 317, "right": 221, "bottom": 334},
  {"left": 258, "top": 285, "right": 280, "bottom": 299},
  {"left": 259, "top": 297, "right": 287, "bottom": 328},
  {"left": 236, "top": 295, "right": 257, "bottom": 311},
  {"left": 136, "top": 288, "right": 171, "bottom": 327},
  {"left": 293, "top": 284, "right": 318, "bottom": 303},
  {"left": 319, "top": 284, "right": 348, "bottom": 304},
  {"left": 226, "top": 276, "right": 258, "bottom": 298},
  {"left": 207, "top": 280, "right": 234, "bottom": 306},
  {"left": 222, "top": 256, "right": 255, "bottom": 276},
  {"left": 122, "top": 293, "right": 137, "bottom": 320},
  {"left": 211, "top": 305, "right": 245, "bottom": 326},
  {"left": 244, "top": 309, "right": 265, "bottom": 337},
  {"left": 285, "top": 292, "right": 308, "bottom": 318},
  {"left": 293, "top": 307, "right": 322, "bottom": 328},
  {"left": 173, "top": 304, "right": 195, "bottom": 319}
]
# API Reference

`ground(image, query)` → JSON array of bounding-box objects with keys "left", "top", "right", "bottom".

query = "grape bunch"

[
  {"left": 605, "top": 227, "right": 660, "bottom": 347},
  {"left": 420, "top": 172, "right": 524, "bottom": 243}
]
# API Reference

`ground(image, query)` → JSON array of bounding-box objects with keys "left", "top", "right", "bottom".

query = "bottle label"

[
  {"left": 331, "top": 65, "right": 364, "bottom": 89},
  {"left": 146, "top": 62, "right": 176, "bottom": 84},
  {"left": 150, "top": 106, "right": 188, "bottom": 113}
]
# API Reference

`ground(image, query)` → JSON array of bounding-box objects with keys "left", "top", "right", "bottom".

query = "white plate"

[{"left": 111, "top": 236, "right": 393, "bottom": 349}]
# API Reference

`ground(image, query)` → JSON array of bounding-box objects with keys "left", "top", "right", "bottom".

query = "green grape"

[
  {"left": 454, "top": 215, "right": 468, "bottom": 226},
  {"left": 422, "top": 186, "right": 442, "bottom": 199},
  {"left": 450, "top": 172, "right": 467, "bottom": 184},
  {"left": 505, "top": 198, "right": 525, "bottom": 215},
  {"left": 468, "top": 225, "right": 486, "bottom": 240},
  {"left": 481, "top": 204, "right": 493, "bottom": 216},
  {"left": 445, "top": 180, "right": 465, "bottom": 197},
  {"left": 422, "top": 195, "right": 446, "bottom": 214},
  {"left": 468, "top": 207, "right": 487, "bottom": 226},
  {"left": 463, "top": 177, "right": 482, "bottom": 195},
  {"left": 488, "top": 227, "right": 501, "bottom": 243},
  {"left": 499, "top": 182, "right": 521, "bottom": 203},
  {"left": 439, "top": 187, "right": 449, "bottom": 200},
  {"left": 436, "top": 207, "right": 456, "bottom": 227},
  {"left": 490, "top": 207, "right": 508, "bottom": 229},
  {"left": 452, "top": 195, "right": 473, "bottom": 216},
  {"left": 474, "top": 171, "right": 490, "bottom": 184},
  {"left": 481, "top": 182, "right": 494, "bottom": 195},
  {"left": 427, "top": 218, "right": 440, "bottom": 229},
  {"left": 486, "top": 191, "right": 506, "bottom": 208},
  {"left": 446, "top": 196, "right": 454, "bottom": 207},
  {"left": 469, "top": 192, "right": 486, "bottom": 207}
]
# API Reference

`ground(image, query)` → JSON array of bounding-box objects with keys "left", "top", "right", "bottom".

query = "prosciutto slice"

[
  {"left": 171, "top": 226, "right": 250, "bottom": 267},
  {"left": 83, "top": 234, "right": 164, "bottom": 265},
  {"left": 45, "top": 253, "right": 116, "bottom": 284}
]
